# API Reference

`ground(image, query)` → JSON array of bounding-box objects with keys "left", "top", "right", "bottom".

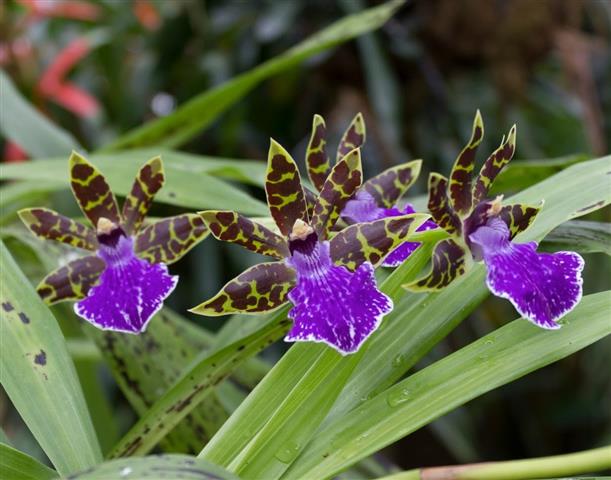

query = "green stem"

[
  {"left": 377, "top": 445, "right": 611, "bottom": 480},
  {"left": 405, "top": 228, "right": 448, "bottom": 244}
]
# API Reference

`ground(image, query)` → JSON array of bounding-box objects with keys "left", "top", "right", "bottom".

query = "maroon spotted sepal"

[
  {"left": 330, "top": 214, "right": 429, "bottom": 270},
  {"left": 404, "top": 239, "right": 468, "bottom": 291},
  {"left": 37, "top": 255, "right": 106, "bottom": 304},
  {"left": 201, "top": 211, "right": 288, "bottom": 258},
  {"left": 311, "top": 149, "right": 362, "bottom": 239},
  {"left": 135, "top": 213, "right": 209, "bottom": 265},
  {"left": 19, "top": 208, "right": 98, "bottom": 251},
  {"left": 190, "top": 262, "right": 296, "bottom": 315},
  {"left": 122, "top": 156, "right": 165, "bottom": 234},
  {"left": 427, "top": 173, "right": 462, "bottom": 235},
  {"left": 472, "top": 126, "right": 517, "bottom": 205},
  {"left": 336, "top": 113, "right": 366, "bottom": 162},
  {"left": 448, "top": 110, "right": 484, "bottom": 216},
  {"left": 70, "top": 151, "right": 122, "bottom": 227},
  {"left": 361, "top": 160, "right": 422, "bottom": 209},
  {"left": 265, "top": 140, "right": 309, "bottom": 236},
  {"left": 306, "top": 114, "right": 330, "bottom": 192}
]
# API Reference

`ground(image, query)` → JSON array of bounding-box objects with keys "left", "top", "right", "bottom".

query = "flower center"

[
  {"left": 288, "top": 220, "right": 317, "bottom": 256},
  {"left": 96, "top": 217, "right": 134, "bottom": 265}
]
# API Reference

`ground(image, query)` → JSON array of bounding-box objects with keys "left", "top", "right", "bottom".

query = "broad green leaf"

[
  {"left": 0, "top": 443, "right": 58, "bottom": 480},
  {"left": 541, "top": 220, "right": 611, "bottom": 256},
  {"left": 108, "top": 307, "right": 291, "bottom": 458},
  {"left": 101, "top": 0, "right": 404, "bottom": 150},
  {"left": 0, "top": 242, "right": 102, "bottom": 474},
  {"left": 0, "top": 70, "right": 80, "bottom": 158},
  {"left": 82, "top": 307, "right": 231, "bottom": 454},
  {"left": 0, "top": 181, "right": 62, "bottom": 226},
  {"left": 67, "top": 454, "right": 238, "bottom": 479},
  {"left": 0, "top": 150, "right": 268, "bottom": 216},
  {"left": 283, "top": 291, "right": 611, "bottom": 479},
  {"left": 490, "top": 154, "right": 590, "bottom": 194}
]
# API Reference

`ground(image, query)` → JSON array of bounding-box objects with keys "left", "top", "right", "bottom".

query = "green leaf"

[
  {"left": 490, "top": 154, "right": 590, "bottom": 194},
  {"left": 0, "top": 70, "right": 80, "bottom": 158},
  {"left": 82, "top": 307, "right": 232, "bottom": 454},
  {"left": 0, "top": 443, "right": 58, "bottom": 480},
  {"left": 0, "top": 242, "right": 102, "bottom": 474},
  {"left": 0, "top": 150, "right": 268, "bottom": 216},
  {"left": 285, "top": 291, "right": 611, "bottom": 479},
  {"left": 101, "top": 0, "right": 404, "bottom": 150},
  {"left": 541, "top": 220, "right": 611, "bottom": 256},
  {"left": 67, "top": 454, "right": 238, "bottom": 479},
  {"left": 0, "top": 181, "right": 62, "bottom": 226},
  {"left": 108, "top": 307, "right": 291, "bottom": 458}
]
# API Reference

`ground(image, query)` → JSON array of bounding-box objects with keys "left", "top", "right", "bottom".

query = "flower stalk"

[{"left": 379, "top": 445, "right": 611, "bottom": 480}]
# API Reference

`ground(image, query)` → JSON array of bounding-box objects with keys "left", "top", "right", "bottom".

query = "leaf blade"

[{"left": 0, "top": 241, "right": 102, "bottom": 474}]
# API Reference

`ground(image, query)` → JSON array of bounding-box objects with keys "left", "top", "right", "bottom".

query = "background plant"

[{"left": 1, "top": 0, "right": 610, "bottom": 478}]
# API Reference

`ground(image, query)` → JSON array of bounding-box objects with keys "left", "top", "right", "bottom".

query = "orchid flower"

[
  {"left": 405, "top": 111, "right": 584, "bottom": 329},
  {"left": 191, "top": 140, "right": 429, "bottom": 354},
  {"left": 305, "top": 113, "right": 437, "bottom": 267},
  {"left": 19, "top": 152, "right": 208, "bottom": 333}
]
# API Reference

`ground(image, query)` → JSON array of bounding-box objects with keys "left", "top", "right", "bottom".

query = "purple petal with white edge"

[
  {"left": 469, "top": 217, "right": 584, "bottom": 329},
  {"left": 285, "top": 236, "right": 392, "bottom": 355},
  {"left": 75, "top": 233, "right": 177, "bottom": 333}
]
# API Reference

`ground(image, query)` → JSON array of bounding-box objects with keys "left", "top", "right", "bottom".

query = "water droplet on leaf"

[
  {"left": 274, "top": 441, "right": 300, "bottom": 463},
  {"left": 386, "top": 387, "right": 411, "bottom": 407}
]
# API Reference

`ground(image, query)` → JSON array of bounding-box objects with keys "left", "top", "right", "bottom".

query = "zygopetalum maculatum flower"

[
  {"left": 19, "top": 152, "right": 208, "bottom": 334},
  {"left": 191, "top": 140, "right": 429, "bottom": 355},
  {"left": 405, "top": 111, "right": 584, "bottom": 329},
  {"left": 305, "top": 113, "right": 437, "bottom": 267}
]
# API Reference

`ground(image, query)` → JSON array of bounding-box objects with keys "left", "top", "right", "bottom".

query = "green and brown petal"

[
  {"left": 122, "top": 156, "right": 165, "bottom": 234},
  {"left": 404, "top": 238, "right": 468, "bottom": 291},
  {"left": 336, "top": 113, "right": 366, "bottom": 162},
  {"left": 37, "top": 255, "right": 105, "bottom": 304},
  {"left": 265, "top": 140, "right": 309, "bottom": 236},
  {"left": 428, "top": 173, "right": 462, "bottom": 235},
  {"left": 306, "top": 114, "right": 330, "bottom": 192},
  {"left": 498, "top": 202, "right": 542, "bottom": 239},
  {"left": 201, "top": 210, "right": 288, "bottom": 258},
  {"left": 70, "top": 151, "right": 122, "bottom": 227},
  {"left": 135, "top": 213, "right": 208, "bottom": 265},
  {"left": 311, "top": 149, "right": 362, "bottom": 238},
  {"left": 330, "top": 214, "right": 429, "bottom": 270},
  {"left": 362, "top": 160, "right": 422, "bottom": 209},
  {"left": 19, "top": 208, "right": 98, "bottom": 251},
  {"left": 190, "top": 262, "right": 295, "bottom": 315},
  {"left": 448, "top": 110, "right": 484, "bottom": 216},
  {"left": 472, "top": 125, "right": 517, "bottom": 204}
]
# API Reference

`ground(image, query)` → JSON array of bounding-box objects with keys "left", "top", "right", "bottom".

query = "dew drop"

[
  {"left": 484, "top": 339, "right": 494, "bottom": 346},
  {"left": 386, "top": 387, "right": 411, "bottom": 407},
  {"left": 274, "top": 441, "right": 300, "bottom": 463},
  {"left": 392, "top": 354, "right": 405, "bottom": 368}
]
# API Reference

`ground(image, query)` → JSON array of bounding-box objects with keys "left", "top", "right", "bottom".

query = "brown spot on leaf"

[{"left": 34, "top": 350, "right": 47, "bottom": 366}]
